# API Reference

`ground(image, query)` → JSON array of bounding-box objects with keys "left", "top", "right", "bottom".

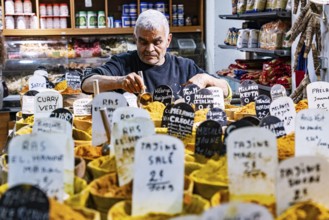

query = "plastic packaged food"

[
  {"left": 254, "top": 0, "right": 266, "bottom": 12},
  {"left": 265, "top": 0, "right": 275, "bottom": 11},
  {"left": 248, "top": 29, "right": 259, "bottom": 48},
  {"left": 236, "top": 29, "right": 249, "bottom": 48},
  {"left": 237, "top": 0, "right": 246, "bottom": 14},
  {"left": 275, "top": 0, "right": 288, "bottom": 10},
  {"left": 246, "top": 0, "right": 255, "bottom": 12}
]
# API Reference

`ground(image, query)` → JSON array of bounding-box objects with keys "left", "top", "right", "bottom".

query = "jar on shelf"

[
  {"left": 121, "top": 15, "right": 130, "bottom": 28},
  {"left": 24, "top": 16, "right": 30, "bottom": 28},
  {"left": 5, "top": 16, "right": 14, "bottom": 29},
  {"left": 122, "top": 4, "right": 129, "bottom": 15},
  {"left": 140, "top": 2, "right": 148, "bottom": 13},
  {"left": 46, "top": 4, "right": 52, "bottom": 16},
  {"left": 23, "top": 0, "right": 32, "bottom": 13},
  {"left": 30, "top": 15, "right": 37, "bottom": 29},
  {"left": 87, "top": 11, "right": 96, "bottom": 28},
  {"left": 177, "top": 4, "right": 184, "bottom": 15},
  {"left": 155, "top": 2, "right": 165, "bottom": 13},
  {"left": 39, "top": 3, "right": 46, "bottom": 16},
  {"left": 39, "top": 17, "right": 46, "bottom": 29},
  {"left": 79, "top": 11, "right": 87, "bottom": 28},
  {"left": 14, "top": 0, "right": 23, "bottom": 13},
  {"left": 53, "top": 4, "right": 60, "bottom": 16},
  {"left": 129, "top": 3, "right": 137, "bottom": 15},
  {"left": 75, "top": 12, "right": 79, "bottom": 28},
  {"left": 60, "top": 3, "right": 69, "bottom": 16},
  {"left": 53, "top": 17, "right": 60, "bottom": 28},
  {"left": 178, "top": 14, "right": 184, "bottom": 26},
  {"left": 5, "top": 0, "right": 15, "bottom": 14},
  {"left": 46, "top": 17, "right": 53, "bottom": 29},
  {"left": 172, "top": 4, "right": 177, "bottom": 16},
  {"left": 60, "top": 17, "right": 67, "bottom": 28},
  {"left": 16, "top": 15, "right": 26, "bottom": 29},
  {"left": 114, "top": 20, "right": 121, "bottom": 28},
  {"left": 130, "top": 15, "right": 137, "bottom": 27},
  {"left": 98, "top": 11, "right": 106, "bottom": 28}
]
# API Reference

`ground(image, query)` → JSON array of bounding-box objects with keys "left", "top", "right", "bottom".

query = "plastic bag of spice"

[{"left": 254, "top": 0, "right": 267, "bottom": 12}]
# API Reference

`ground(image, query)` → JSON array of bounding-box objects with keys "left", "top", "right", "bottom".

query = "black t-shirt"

[{"left": 82, "top": 50, "right": 205, "bottom": 98}]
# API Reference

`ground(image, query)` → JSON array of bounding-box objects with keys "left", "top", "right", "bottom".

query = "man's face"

[{"left": 135, "top": 26, "right": 172, "bottom": 66}]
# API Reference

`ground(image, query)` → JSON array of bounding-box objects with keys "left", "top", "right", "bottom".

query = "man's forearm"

[{"left": 81, "top": 75, "right": 124, "bottom": 94}]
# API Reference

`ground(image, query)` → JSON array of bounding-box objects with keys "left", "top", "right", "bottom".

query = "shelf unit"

[{"left": 218, "top": 10, "right": 292, "bottom": 95}]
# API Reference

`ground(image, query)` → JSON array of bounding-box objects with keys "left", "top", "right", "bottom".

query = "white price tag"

[
  {"left": 112, "top": 107, "right": 150, "bottom": 126},
  {"left": 73, "top": 98, "right": 92, "bottom": 116},
  {"left": 276, "top": 156, "right": 329, "bottom": 215},
  {"left": 85, "top": 0, "right": 92, "bottom": 7},
  {"left": 207, "top": 86, "right": 225, "bottom": 110},
  {"left": 92, "top": 92, "right": 127, "bottom": 146},
  {"left": 307, "top": 81, "right": 329, "bottom": 110},
  {"left": 269, "top": 96, "right": 296, "bottom": 134},
  {"left": 34, "top": 90, "right": 63, "bottom": 119},
  {"left": 123, "top": 92, "right": 138, "bottom": 107},
  {"left": 112, "top": 117, "right": 155, "bottom": 186},
  {"left": 132, "top": 134, "right": 184, "bottom": 216},
  {"left": 28, "top": 75, "right": 47, "bottom": 91},
  {"left": 227, "top": 127, "right": 277, "bottom": 205}
]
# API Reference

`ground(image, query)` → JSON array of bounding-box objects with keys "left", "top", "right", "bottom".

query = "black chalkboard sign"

[
  {"left": 168, "top": 103, "right": 195, "bottom": 139},
  {"left": 153, "top": 85, "right": 173, "bottom": 106},
  {"left": 255, "top": 95, "right": 271, "bottom": 119},
  {"left": 240, "top": 116, "right": 260, "bottom": 126},
  {"left": 194, "top": 88, "right": 214, "bottom": 110},
  {"left": 207, "top": 107, "right": 227, "bottom": 127},
  {"left": 223, "top": 120, "right": 254, "bottom": 154},
  {"left": 182, "top": 84, "right": 200, "bottom": 105},
  {"left": 260, "top": 115, "right": 286, "bottom": 138},
  {"left": 0, "top": 184, "right": 49, "bottom": 220},
  {"left": 195, "top": 120, "right": 223, "bottom": 157},
  {"left": 50, "top": 108, "right": 73, "bottom": 124},
  {"left": 66, "top": 70, "right": 81, "bottom": 90},
  {"left": 161, "top": 104, "right": 173, "bottom": 128},
  {"left": 238, "top": 80, "right": 259, "bottom": 105}
]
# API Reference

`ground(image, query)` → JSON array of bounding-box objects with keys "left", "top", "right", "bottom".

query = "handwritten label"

[
  {"left": 227, "top": 127, "right": 277, "bottom": 204},
  {"left": 65, "top": 70, "right": 81, "bottom": 90},
  {"left": 182, "top": 84, "right": 200, "bottom": 105},
  {"left": 207, "top": 86, "right": 225, "bottom": 109},
  {"left": 28, "top": 75, "right": 47, "bottom": 91},
  {"left": 260, "top": 115, "right": 286, "bottom": 138},
  {"left": 73, "top": 98, "right": 92, "bottom": 116},
  {"left": 207, "top": 107, "right": 227, "bottom": 127},
  {"left": 238, "top": 80, "right": 259, "bottom": 105},
  {"left": 50, "top": 108, "right": 73, "bottom": 124},
  {"left": 0, "top": 185, "right": 49, "bottom": 220},
  {"left": 34, "top": 91, "right": 63, "bottom": 119},
  {"left": 8, "top": 133, "right": 67, "bottom": 200},
  {"left": 269, "top": 96, "right": 296, "bottom": 134},
  {"left": 123, "top": 92, "right": 138, "bottom": 108},
  {"left": 92, "top": 92, "right": 127, "bottom": 146},
  {"left": 34, "top": 69, "right": 48, "bottom": 78},
  {"left": 255, "top": 95, "right": 271, "bottom": 119},
  {"left": 153, "top": 85, "right": 173, "bottom": 106},
  {"left": 112, "top": 107, "right": 150, "bottom": 126},
  {"left": 295, "top": 109, "right": 329, "bottom": 157},
  {"left": 201, "top": 202, "right": 273, "bottom": 220},
  {"left": 111, "top": 117, "right": 155, "bottom": 186},
  {"left": 22, "top": 91, "right": 39, "bottom": 115},
  {"left": 276, "top": 156, "right": 329, "bottom": 215},
  {"left": 270, "top": 84, "right": 287, "bottom": 101},
  {"left": 195, "top": 120, "right": 223, "bottom": 157},
  {"left": 32, "top": 118, "right": 74, "bottom": 196},
  {"left": 132, "top": 134, "right": 184, "bottom": 216},
  {"left": 194, "top": 88, "right": 214, "bottom": 110},
  {"left": 161, "top": 104, "right": 173, "bottom": 128},
  {"left": 167, "top": 103, "right": 195, "bottom": 139},
  {"left": 307, "top": 81, "right": 329, "bottom": 110}
]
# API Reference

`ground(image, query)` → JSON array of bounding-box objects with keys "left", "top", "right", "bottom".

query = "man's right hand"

[{"left": 120, "top": 72, "right": 145, "bottom": 93}]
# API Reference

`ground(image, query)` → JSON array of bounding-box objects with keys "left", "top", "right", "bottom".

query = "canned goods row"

[
  {"left": 5, "top": 15, "right": 37, "bottom": 29},
  {"left": 122, "top": 3, "right": 137, "bottom": 16},
  {"left": 140, "top": 2, "right": 169, "bottom": 14},
  {"left": 40, "top": 17, "right": 67, "bottom": 29},
  {"left": 172, "top": 4, "right": 184, "bottom": 16},
  {"left": 39, "top": 3, "right": 68, "bottom": 17},
  {"left": 76, "top": 11, "right": 106, "bottom": 29},
  {"left": 107, "top": 15, "right": 137, "bottom": 28}
]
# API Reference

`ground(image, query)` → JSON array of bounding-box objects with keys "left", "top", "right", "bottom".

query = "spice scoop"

[
  {"left": 100, "top": 108, "right": 111, "bottom": 156},
  {"left": 137, "top": 71, "right": 153, "bottom": 107}
]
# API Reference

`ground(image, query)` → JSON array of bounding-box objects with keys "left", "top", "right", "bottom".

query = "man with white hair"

[{"left": 81, "top": 9, "right": 231, "bottom": 99}]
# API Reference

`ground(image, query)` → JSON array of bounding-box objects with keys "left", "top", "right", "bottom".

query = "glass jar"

[
  {"left": 39, "top": 3, "right": 46, "bottom": 16},
  {"left": 5, "top": 0, "right": 15, "bottom": 14},
  {"left": 46, "top": 17, "right": 53, "bottom": 29},
  {"left": 14, "top": 0, "right": 23, "bottom": 13},
  {"left": 78, "top": 11, "right": 87, "bottom": 28},
  {"left": 53, "top": 17, "right": 60, "bottom": 28},
  {"left": 60, "top": 3, "right": 68, "bottom": 16},
  {"left": 39, "top": 17, "right": 46, "bottom": 29},
  {"left": 23, "top": 0, "right": 32, "bottom": 13},
  {"left": 87, "top": 11, "right": 97, "bottom": 28},
  {"left": 16, "top": 15, "right": 26, "bottom": 29},
  {"left": 60, "top": 17, "right": 67, "bottom": 28},
  {"left": 53, "top": 4, "right": 60, "bottom": 16},
  {"left": 46, "top": 4, "right": 52, "bottom": 16},
  {"left": 97, "top": 11, "right": 106, "bottom": 28},
  {"left": 5, "top": 16, "right": 15, "bottom": 29}
]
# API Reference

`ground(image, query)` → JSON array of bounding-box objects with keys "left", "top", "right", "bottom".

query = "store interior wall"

[
  {"left": 206, "top": 0, "right": 244, "bottom": 75},
  {"left": 321, "top": 5, "right": 329, "bottom": 82}
]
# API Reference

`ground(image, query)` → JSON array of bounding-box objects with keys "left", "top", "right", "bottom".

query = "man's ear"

[{"left": 167, "top": 33, "right": 172, "bottom": 48}]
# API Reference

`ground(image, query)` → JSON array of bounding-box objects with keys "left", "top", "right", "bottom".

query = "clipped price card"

[
  {"left": 132, "top": 134, "right": 184, "bottom": 216},
  {"left": 153, "top": 85, "right": 173, "bottom": 106},
  {"left": 92, "top": 92, "right": 127, "bottom": 146},
  {"left": 227, "top": 127, "right": 277, "bottom": 206},
  {"left": 269, "top": 96, "right": 296, "bottom": 134},
  {"left": 8, "top": 133, "right": 67, "bottom": 200},
  {"left": 111, "top": 117, "right": 155, "bottom": 186},
  {"left": 295, "top": 109, "right": 329, "bottom": 157},
  {"left": 73, "top": 98, "right": 92, "bottom": 116},
  {"left": 276, "top": 156, "right": 329, "bottom": 215},
  {"left": 307, "top": 81, "right": 329, "bottom": 110}
]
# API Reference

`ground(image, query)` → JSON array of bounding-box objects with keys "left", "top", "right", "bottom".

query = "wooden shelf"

[
  {"left": 219, "top": 10, "right": 291, "bottom": 20},
  {"left": 218, "top": 44, "right": 291, "bottom": 57},
  {"left": 2, "top": 26, "right": 203, "bottom": 36}
]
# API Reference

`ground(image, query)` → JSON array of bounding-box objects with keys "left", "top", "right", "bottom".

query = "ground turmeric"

[
  {"left": 23, "top": 115, "right": 34, "bottom": 124},
  {"left": 295, "top": 99, "right": 308, "bottom": 112},
  {"left": 74, "top": 145, "right": 102, "bottom": 159},
  {"left": 142, "top": 101, "right": 166, "bottom": 121},
  {"left": 192, "top": 157, "right": 228, "bottom": 184},
  {"left": 235, "top": 102, "right": 256, "bottom": 114},
  {"left": 55, "top": 80, "right": 68, "bottom": 91},
  {"left": 49, "top": 198, "right": 86, "bottom": 220},
  {"left": 277, "top": 133, "right": 295, "bottom": 160},
  {"left": 194, "top": 108, "right": 209, "bottom": 123}
]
